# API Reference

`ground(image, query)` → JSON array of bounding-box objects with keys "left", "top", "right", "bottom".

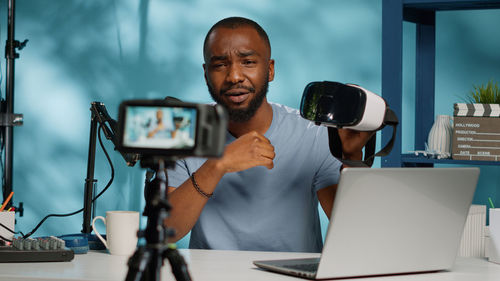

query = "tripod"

[{"left": 126, "top": 157, "right": 192, "bottom": 281}]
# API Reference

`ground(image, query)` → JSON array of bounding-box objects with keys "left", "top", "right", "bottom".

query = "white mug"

[{"left": 92, "top": 211, "right": 140, "bottom": 256}]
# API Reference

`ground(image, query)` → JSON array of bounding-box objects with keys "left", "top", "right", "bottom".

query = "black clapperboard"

[{"left": 452, "top": 103, "right": 500, "bottom": 161}]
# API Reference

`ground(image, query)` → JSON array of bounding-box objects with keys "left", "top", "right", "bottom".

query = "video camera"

[
  {"left": 115, "top": 98, "right": 227, "bottom": 281},
  {"left": 116, "top": 99, "right": 227, "bottom": 160}
]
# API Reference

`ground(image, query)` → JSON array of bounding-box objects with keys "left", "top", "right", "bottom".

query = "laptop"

[{"left": 254, "top": 167, "right": 480, "bottom": 279}]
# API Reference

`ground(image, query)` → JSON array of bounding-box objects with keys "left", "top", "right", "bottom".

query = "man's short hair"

[{"left": 203, "top": 17, "right": 271, "bottom": 59}]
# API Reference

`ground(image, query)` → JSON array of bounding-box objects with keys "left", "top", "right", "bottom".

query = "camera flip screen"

[{"left": 122, "top": 105, "right": 197, "bottom": 150}]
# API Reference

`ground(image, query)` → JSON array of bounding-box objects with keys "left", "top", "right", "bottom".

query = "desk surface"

[{"left": 0, "top": 249, "right": 499, "bottom": 281}]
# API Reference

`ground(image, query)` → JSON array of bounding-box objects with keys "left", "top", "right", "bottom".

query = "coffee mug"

[{"left": 92, "top": 211, "right": 140, "bottom": 256}]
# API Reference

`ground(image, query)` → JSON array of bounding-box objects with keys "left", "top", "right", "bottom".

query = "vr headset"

[{"left": 300, "top": 81, "right": 399, "bottom": 166}]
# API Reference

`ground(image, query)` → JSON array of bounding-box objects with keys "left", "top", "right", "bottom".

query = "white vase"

[{"left": 427, "top": 115, "right": 453, "bottom": 158}]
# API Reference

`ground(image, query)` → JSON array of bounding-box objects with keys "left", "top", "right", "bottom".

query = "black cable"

[
  {"left": 93, "top": 123, "right": 115, "bottom": 200},
  {"left": 22, "top": 124, "right": 115, "bottom": 238},
  {"left": 1, "top": 221, "right": 19, "bottom": 243},
  {"left": 0, "top": 222, "right": 15, "bottom": 234},
  {"left": 0, "top": 137, "right": 4, "bottom": 193},
  {"left": 1, "top": 101, "right": 5, "bottom": 198},
  {"left": 0, "top": 234, "right": 12, "bottom": 243}
]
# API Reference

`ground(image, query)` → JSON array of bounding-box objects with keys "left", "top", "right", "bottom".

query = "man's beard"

[{"left": 208, "top": 80, "right": 269, "bottom": 123}]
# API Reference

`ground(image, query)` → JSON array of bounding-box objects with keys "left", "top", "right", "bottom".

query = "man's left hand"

[{"left": 337, "top": 129, "right": 376, "bottom": 161}]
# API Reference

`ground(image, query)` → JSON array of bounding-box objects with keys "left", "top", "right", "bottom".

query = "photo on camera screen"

[{"left": 122, "top": 106, "right": 197, "bottom": 150}]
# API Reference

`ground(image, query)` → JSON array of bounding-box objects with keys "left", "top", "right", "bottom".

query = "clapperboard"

[{"left": 452, "top": 103, "right": 500, "bottom": 161}]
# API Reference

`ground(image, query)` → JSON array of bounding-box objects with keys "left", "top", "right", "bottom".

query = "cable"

[
  {"left": 0, "top": 234, "right": 12, "bottom": 243},
  {"left": 22, "top": 124, "right": 115, "bottom": 238},
  {"left": 1, "top": 221, "right": 17, "bottom": 243},
  {"left": 0, "top": 222, "right": 15, "bottom": 234},
  {"left": 1, "top": 19, "right": 7, "bottom": 205},
  {"left": 92, "top": 123, "right": 115, "bottom": 200}
]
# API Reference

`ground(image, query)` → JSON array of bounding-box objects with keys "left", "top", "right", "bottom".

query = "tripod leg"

[
  {"left": 146, "top": 248, "right": 165, "bottom": 281},
  {"left": 164, "top": 245, "right": 192, "bottom": 281},
  {"left": 132, "top": 160, "right": 193, "bottom": 281},
  {"left": 125, "top": 247, "right": 151, "bottom": 281}
]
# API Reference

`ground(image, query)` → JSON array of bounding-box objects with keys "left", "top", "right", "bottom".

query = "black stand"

[
  {"left": 126, "top": 157, "right": 191, "bottom": 281},
  {"left": 58, "top": 102, "right": 110, "bottom": 250},
  {"left": 1, "top": 0, "right": 27, "bottom": 214},
  {"left": 79, "top": 102, "right": 138, "bottom": 246},
  {"left": 82, "top": 104, "right": 100, "bottom": 234}
]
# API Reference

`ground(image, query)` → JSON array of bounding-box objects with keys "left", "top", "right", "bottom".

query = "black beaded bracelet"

[{"left": 190, "top": 172, "right": 213, "bottom": 199}]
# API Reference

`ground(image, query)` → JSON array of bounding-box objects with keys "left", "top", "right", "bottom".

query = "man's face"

[{"left": 203, "top": 26, "right": 274, "bottom": 122}]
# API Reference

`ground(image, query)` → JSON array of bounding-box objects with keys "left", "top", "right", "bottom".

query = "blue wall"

[{"left": 1, "top": 0, "right": 499, "bottom": 248}]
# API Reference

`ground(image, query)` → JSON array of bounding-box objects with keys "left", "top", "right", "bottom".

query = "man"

[
  {"left": 147, "top": 109, "right": 167, "bottom": 138},
  {"left": 165, "top": 17, "right": 373, "bottom": 252}
]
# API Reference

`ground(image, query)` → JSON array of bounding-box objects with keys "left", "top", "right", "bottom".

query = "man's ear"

[
  {"left": 268, "top": 59, "right": 275, "bottom": 82},
  {"left": 203, "top": 63, "right": 209, "bottom": 84}
]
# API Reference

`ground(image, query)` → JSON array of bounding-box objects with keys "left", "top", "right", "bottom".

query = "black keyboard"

[
  {"left": 283, "top": 262, "right": 319, "bottom": 273},
  {"left": 0, "top": 236, "right": 74, "bottom": 262}
]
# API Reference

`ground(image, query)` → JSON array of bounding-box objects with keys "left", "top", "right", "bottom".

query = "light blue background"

[{"left": 1, "top": 0, "right": 499, "bottom": 249}]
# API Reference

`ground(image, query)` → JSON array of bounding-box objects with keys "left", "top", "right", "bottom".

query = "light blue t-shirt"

[{"left": 167, "top": 103, "right": 342, "bottom": 252}]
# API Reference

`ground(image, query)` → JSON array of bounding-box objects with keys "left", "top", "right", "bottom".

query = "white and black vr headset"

[{"left": 300, "top": 81, "right": 399, "bottom": 167}]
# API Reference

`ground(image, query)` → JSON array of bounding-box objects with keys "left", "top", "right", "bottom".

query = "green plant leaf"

[{"left": 467, "top": 79, "right": 500, "bottom": 104}]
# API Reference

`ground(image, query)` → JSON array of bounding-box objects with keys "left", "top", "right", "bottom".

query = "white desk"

[{"left": 0, "top": 249, "right": 499, "bottom": 281}]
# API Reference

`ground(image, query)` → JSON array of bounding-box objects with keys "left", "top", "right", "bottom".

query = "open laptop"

[{"left": 254, "top": 167, "right": 480, "bottom": 279}]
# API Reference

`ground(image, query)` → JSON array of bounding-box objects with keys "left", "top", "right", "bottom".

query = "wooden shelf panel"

[
  {"left": 401, "top": 153, "right": 500, "bottom": 165},
  {"left": 404, "top": 0, "right": 500, "bottom": 11}
]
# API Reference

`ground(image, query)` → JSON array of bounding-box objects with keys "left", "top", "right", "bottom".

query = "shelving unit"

[
  {"left": 381, "top": 0, "right": 500, "bottom": 167},
  {"left": 401, "top": 153, "right": 500, "bottom": 166}
]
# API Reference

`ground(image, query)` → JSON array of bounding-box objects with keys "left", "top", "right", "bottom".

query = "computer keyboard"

[
  {"left": 282, "top": 262, "right": 319, "bottom": 273},
  {"left": 0, "top": 236, "right": 74, "bottom": 262}
]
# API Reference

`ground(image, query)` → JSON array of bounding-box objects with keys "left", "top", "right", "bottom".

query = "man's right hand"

[
  {"left": 166, "top": 131, "right": 274, "bottom": 242},
  {"left": 216, "top": 131, "right": 275, "bottom": 173}
]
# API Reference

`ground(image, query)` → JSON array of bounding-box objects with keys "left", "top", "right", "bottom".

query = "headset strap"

[
  {"left": 328, "top": 128, "right": 376, "bottom": 167},
  {"left": 327, "top": 108, "right": 398, "bottom": 168}
]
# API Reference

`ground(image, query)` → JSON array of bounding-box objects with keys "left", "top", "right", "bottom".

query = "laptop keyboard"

[{"left": 282, "top": 262, "right": 319, "bottom": 273}]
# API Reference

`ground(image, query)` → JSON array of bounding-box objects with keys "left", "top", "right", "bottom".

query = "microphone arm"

[
  {"left": 90, "top": 102, "right": 139, "bottom": 167},
  {"left": 82, "top": 102, "right": 139, "bottom": 234}
]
